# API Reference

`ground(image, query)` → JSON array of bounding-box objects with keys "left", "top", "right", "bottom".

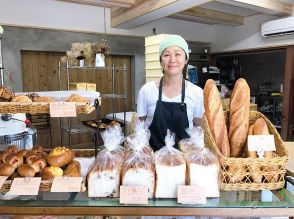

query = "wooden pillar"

[{"left": 281, "top": 46, "right": 294, "bottom": 140}]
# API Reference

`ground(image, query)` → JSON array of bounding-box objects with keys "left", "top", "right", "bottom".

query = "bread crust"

[
  {"left": 0, "top": 85, "right": 15, "bottom": 101},
  {"left": 17, "top": 164, "right": 36, "bottom": 177},
  {"left": 64, "top": 160, "right": 81, "bottom": 177},
  {"left": 229, "top": 78, "right": 250, "bottom": 157},
  {"left": 0, "top": 163, "right": 16, "bottom": 176},
  {"left": 41, "top": 166, "right": 63, "bottom": 180},
  {"left": 204, "top": 79, "right": 230, "bottom": 157},
  {"left": 47, "top": 147, "right": 75, "bottom": 167}
]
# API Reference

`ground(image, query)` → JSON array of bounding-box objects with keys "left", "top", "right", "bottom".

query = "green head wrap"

[{"left": 159, "top": 35, "right": 189, "bottom": 59}]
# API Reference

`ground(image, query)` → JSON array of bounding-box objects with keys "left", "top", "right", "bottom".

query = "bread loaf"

[
  {"left": 229, "top": 78, "right": 250, "bottom": 157},
  {"left": 64, "top": 160, "right": 81, "bottom": 177},
  {"left": 11, "top": 95, "right": 32, "bottom": 103},
  {"left": 204, "top": 79, "right": 230, "bottom": 157},
  {"left": 0, "top": 85, "right": 15, "bottom": 101}
]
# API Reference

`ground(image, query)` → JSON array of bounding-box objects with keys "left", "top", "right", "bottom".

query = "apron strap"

[{"left": 159, "top": 76, "right": 186, "bottom": 104}]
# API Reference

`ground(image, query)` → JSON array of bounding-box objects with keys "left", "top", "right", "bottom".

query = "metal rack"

[{"left": 58, "top": 62, "right": 127, "bottom": 147}]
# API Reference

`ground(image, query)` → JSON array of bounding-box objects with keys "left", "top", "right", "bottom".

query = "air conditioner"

[{"left": 261, "top": 16, "right": 294, "bottom": 37}]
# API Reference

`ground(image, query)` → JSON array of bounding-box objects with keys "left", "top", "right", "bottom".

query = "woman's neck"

[{"left": 163, "top": 74, "right": 183, "bottom": 86}]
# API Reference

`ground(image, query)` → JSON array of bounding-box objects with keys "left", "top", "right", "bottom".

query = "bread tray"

[{"left": 0, "top": 102, "right": 95, "bottom": 114}]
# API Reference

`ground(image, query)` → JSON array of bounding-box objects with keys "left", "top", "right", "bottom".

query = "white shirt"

[{"left": 137, "top": 81, "right": 204, "bottom": 128}]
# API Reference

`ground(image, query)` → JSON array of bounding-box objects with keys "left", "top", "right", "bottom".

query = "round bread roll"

[
  {"left": 33, "top": 96, "right": 56, "bottom": 102},
  {"left": 41, "top": 166, "right": 63, "bottom": 180},
  {"left": 64, "top": 160, "right": 81, "bottom": 177},
  {"left": 17, "top": 164, "right": 36, "bottom": 177},
  {"left": 0, "top": 85, "right": 15, "bottom": 101},
  {"left": 4, "top": 153, "right": 24, "bottom": 168},
  {"left": 47, "top": 146, "right": 75, "bottom": 167},
  {"left": 65, "top": 94, "right": 88, "bottom": 103},
  {"left": 31, "top": 158, "right": 47, "bottom": 173},
  {"left": 0, "top": 163, "right": 16, "bottom": 176},
  {"left": 17, "top": 149, "right": 29, "bottom": 157},
  {"left": 5, "top": 145, "right": 19, "bottom": 154},
  {"left": 11, "top": 95, "right": 32, "bottom": 103}
]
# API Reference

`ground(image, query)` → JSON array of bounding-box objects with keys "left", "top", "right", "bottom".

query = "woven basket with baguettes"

[
  {"left": 0, "top": 102, "right": 94, "bottom": 114},
  {"left": 204, "top": 110, "right": 288, "bottom": 191}
]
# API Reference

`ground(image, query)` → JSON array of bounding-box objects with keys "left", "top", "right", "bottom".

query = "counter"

[{"left": 0, "top": 142, "right": 294, "bottom": 216}]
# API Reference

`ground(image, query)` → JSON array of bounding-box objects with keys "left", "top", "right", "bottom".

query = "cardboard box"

[
  {"left": 69, "top": 83, "right": 87, "bottom": 91},
  {"left": 86, "top": 83, "right": 96, "bottom": 91}
]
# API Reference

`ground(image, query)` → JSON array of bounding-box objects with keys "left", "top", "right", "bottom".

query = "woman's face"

[{"left": 161, "top": 46, "right": 187, "bottom": 76}]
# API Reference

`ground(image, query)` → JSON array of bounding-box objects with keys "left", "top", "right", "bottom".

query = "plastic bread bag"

[
  {"left": 179, "top": 126, "right": 204, "bottom": 153},
  {"left": 185, "top": 147, "right": 220, "bottom": 197},
  {"left": 125, "top": 120, "right": 153, "bottom": 156},
  {"left": 122, "top": 124, "right": 155, "bottom": 198},
  {"left": 154, "top": 129, "right": 186, "bottom": 198},
  {"left": 87, "top": 125, "right": 125, "bottom": 197}
]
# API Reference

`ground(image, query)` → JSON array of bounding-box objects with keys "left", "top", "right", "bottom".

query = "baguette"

[
  {"left": 229, "top": 78, "right": 250, "bottom": 157},
  {"left": 254, "top": 118, "right": 279, "bottom": 182},
  {"left": 247, "top": 124, "right": 261, "bottom": 183},
  {"left": 204, "top": 79, "right": 230, "bottom": 157}
]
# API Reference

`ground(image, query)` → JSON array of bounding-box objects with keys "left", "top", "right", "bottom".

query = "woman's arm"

[{"left": 193, "top": 117, "right": 203, "bottom": 127}]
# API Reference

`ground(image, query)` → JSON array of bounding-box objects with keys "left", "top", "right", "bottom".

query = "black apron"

[{"left": 149, "top": 77, "right": 189, "bottom": 151}]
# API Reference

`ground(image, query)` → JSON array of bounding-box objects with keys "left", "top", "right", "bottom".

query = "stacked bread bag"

[
  {"left": 203, "top": 78, "right": 288, "bottom": 190},
  {"left": 122, "top": 121, "right": 155, "bottom": 198},
  {"left": 180, "top": 127, "right": 220, "bottom": 197},
  {"left": 87, "top": 126, "right": 125, "bottom": 197},
  {"left": 154, "top": 130, "right": 186, "bottom": 198}
]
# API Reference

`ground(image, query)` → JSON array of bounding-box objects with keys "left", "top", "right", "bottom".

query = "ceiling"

[{"left": 57, "top": 0, "right": 294, "bottom": 29}]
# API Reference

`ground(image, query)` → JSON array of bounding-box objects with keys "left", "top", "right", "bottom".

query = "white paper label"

[
  {"left": 49, "top": 102, "right": 77, "bottom": 117},
  {"left": 8, "top": 177, "right": 41, "bottom": 195},
  {"left": 51, "top": 177, "right": 83, "bottom": 192},
  {"left": 177, "top": 185, "right": 206, "bottom": 205},
  {"left": 248, "top": 135, "right": 276, "bottom": 155},
  {"left": 119, "top": 186, "right": 148, "bottom": 204}
]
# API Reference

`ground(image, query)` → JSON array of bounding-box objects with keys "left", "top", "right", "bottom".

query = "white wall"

[
  {"left": 211, "top": 14, "right": 294, "bottom": 53},
  {"left": 0, "top": 0, "right": 212, "bottom": 42}
]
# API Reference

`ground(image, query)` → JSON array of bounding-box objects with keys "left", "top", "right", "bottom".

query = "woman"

[{"left": 137, "top": 34, "right": 204, "bottom": 151}]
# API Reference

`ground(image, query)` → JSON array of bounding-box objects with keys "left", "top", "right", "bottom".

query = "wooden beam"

[
  {"left": 170, "top": 6, "right": 244, "bottom": 26},
  {"left": 111, "top": 0, "right": 212, "bottom": 29},
  {"left": 57, "top": 0, "right": 136, "bottom": 8},
  {"left": 217, "top": 0, "right": 292, "bottom": 16}
]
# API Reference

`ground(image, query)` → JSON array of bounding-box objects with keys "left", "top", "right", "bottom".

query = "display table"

[
  {"left": 0, "top": 142, "right": 294, "bottom": 217},
  {"left": 0, "top": 186, "right": 294, "bottom": 216}
]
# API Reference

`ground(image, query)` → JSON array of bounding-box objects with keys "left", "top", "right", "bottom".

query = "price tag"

[
  {"left": 0, "top": 176, "right": 8, "bottom": 189},
  {"left": 177, "top": 185, "right": 206, "bottom": 205},
  {"left": 49, "top": 102, "right": 77, "bottom": 117},
  {"left": 51, "top": 177, "right": 83, "bottom": 192},
  {"left": 8, "top": 177, "right": 41, "bottom": 196},
  {"left": 119, "top": 186, "right": 148, "bottom": 204},
  {"left": 248, "top": 135, "right": 276, "bottom": 152}
]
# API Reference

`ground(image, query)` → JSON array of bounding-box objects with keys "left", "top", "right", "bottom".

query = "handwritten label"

[
  {"left": 119, "top": 186, "right": 148, "bottom": 204},
  {"left": 8, "top": 177, "right": 41, "bottom": 195},
  {"left": 177, "top": 185, "right": 206, "bottom": 205},
  {"left": 49, "top": 102, "right": 77, "bottom": 117},
  {"left": 248, "top": 135, "right": 276, "bottom": 152},
  {"left": 51, "top": 177, "right": 83, "bottom": 192},
  {"left": 0, "top": 176, "right": 8, "bottom": 189}
]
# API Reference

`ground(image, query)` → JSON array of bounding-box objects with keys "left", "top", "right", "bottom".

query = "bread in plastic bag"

[
  {"left": 87, "top": 126, "right": 125, "bottom": 197},
  {"left": 185, "top": 147, "right": 220, "bottom": 197},
  {"left": 179, "top": 126, "right": 204, "bottom": 153},
  {"left": 154, "top": 129, "right": 186, "bottom": 198},
  {"left": 122, "top": 121, "right": 155, "bottom": 198}
]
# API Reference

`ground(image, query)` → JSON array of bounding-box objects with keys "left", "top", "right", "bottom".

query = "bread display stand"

[
  {"left": 0, "top": 149, "right": 94, "bottom": 194},
  {"left": 0, "top": 91, "right": 100, "bottom": 115},
  {"left": 204, "top": 111, "right": 288, "bottom": 191}
]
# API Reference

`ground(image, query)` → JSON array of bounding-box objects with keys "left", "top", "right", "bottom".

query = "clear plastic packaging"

[
  {"left": 87, "top": 126, "right": 125, "bottom": 197},
  {"left": 186, "top": 147, "right": 220, "bottom": 197},
  {"left": 179, "top": 126, "right": 204, "bottom": 153},
  {"left": 154, "top": 130, "right": 186, "bottom": 198},
  {"left": 122, "top": 121, "right": 155, "bottom": 198}
]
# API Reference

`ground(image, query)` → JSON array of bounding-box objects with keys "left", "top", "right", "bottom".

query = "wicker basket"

[
  {"left": 0, "top": 149, "right": 96, "bottom": 193},
  {"left": 204, "top": 111, "right": 288, "bottom": 191},
  {"left": 0, "top": 102, "right": 95, "bottom": 114}
]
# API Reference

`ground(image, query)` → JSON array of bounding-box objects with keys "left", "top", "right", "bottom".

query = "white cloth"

[{"left": 137, "top": 80, "right": 204, "bottom": 128}]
